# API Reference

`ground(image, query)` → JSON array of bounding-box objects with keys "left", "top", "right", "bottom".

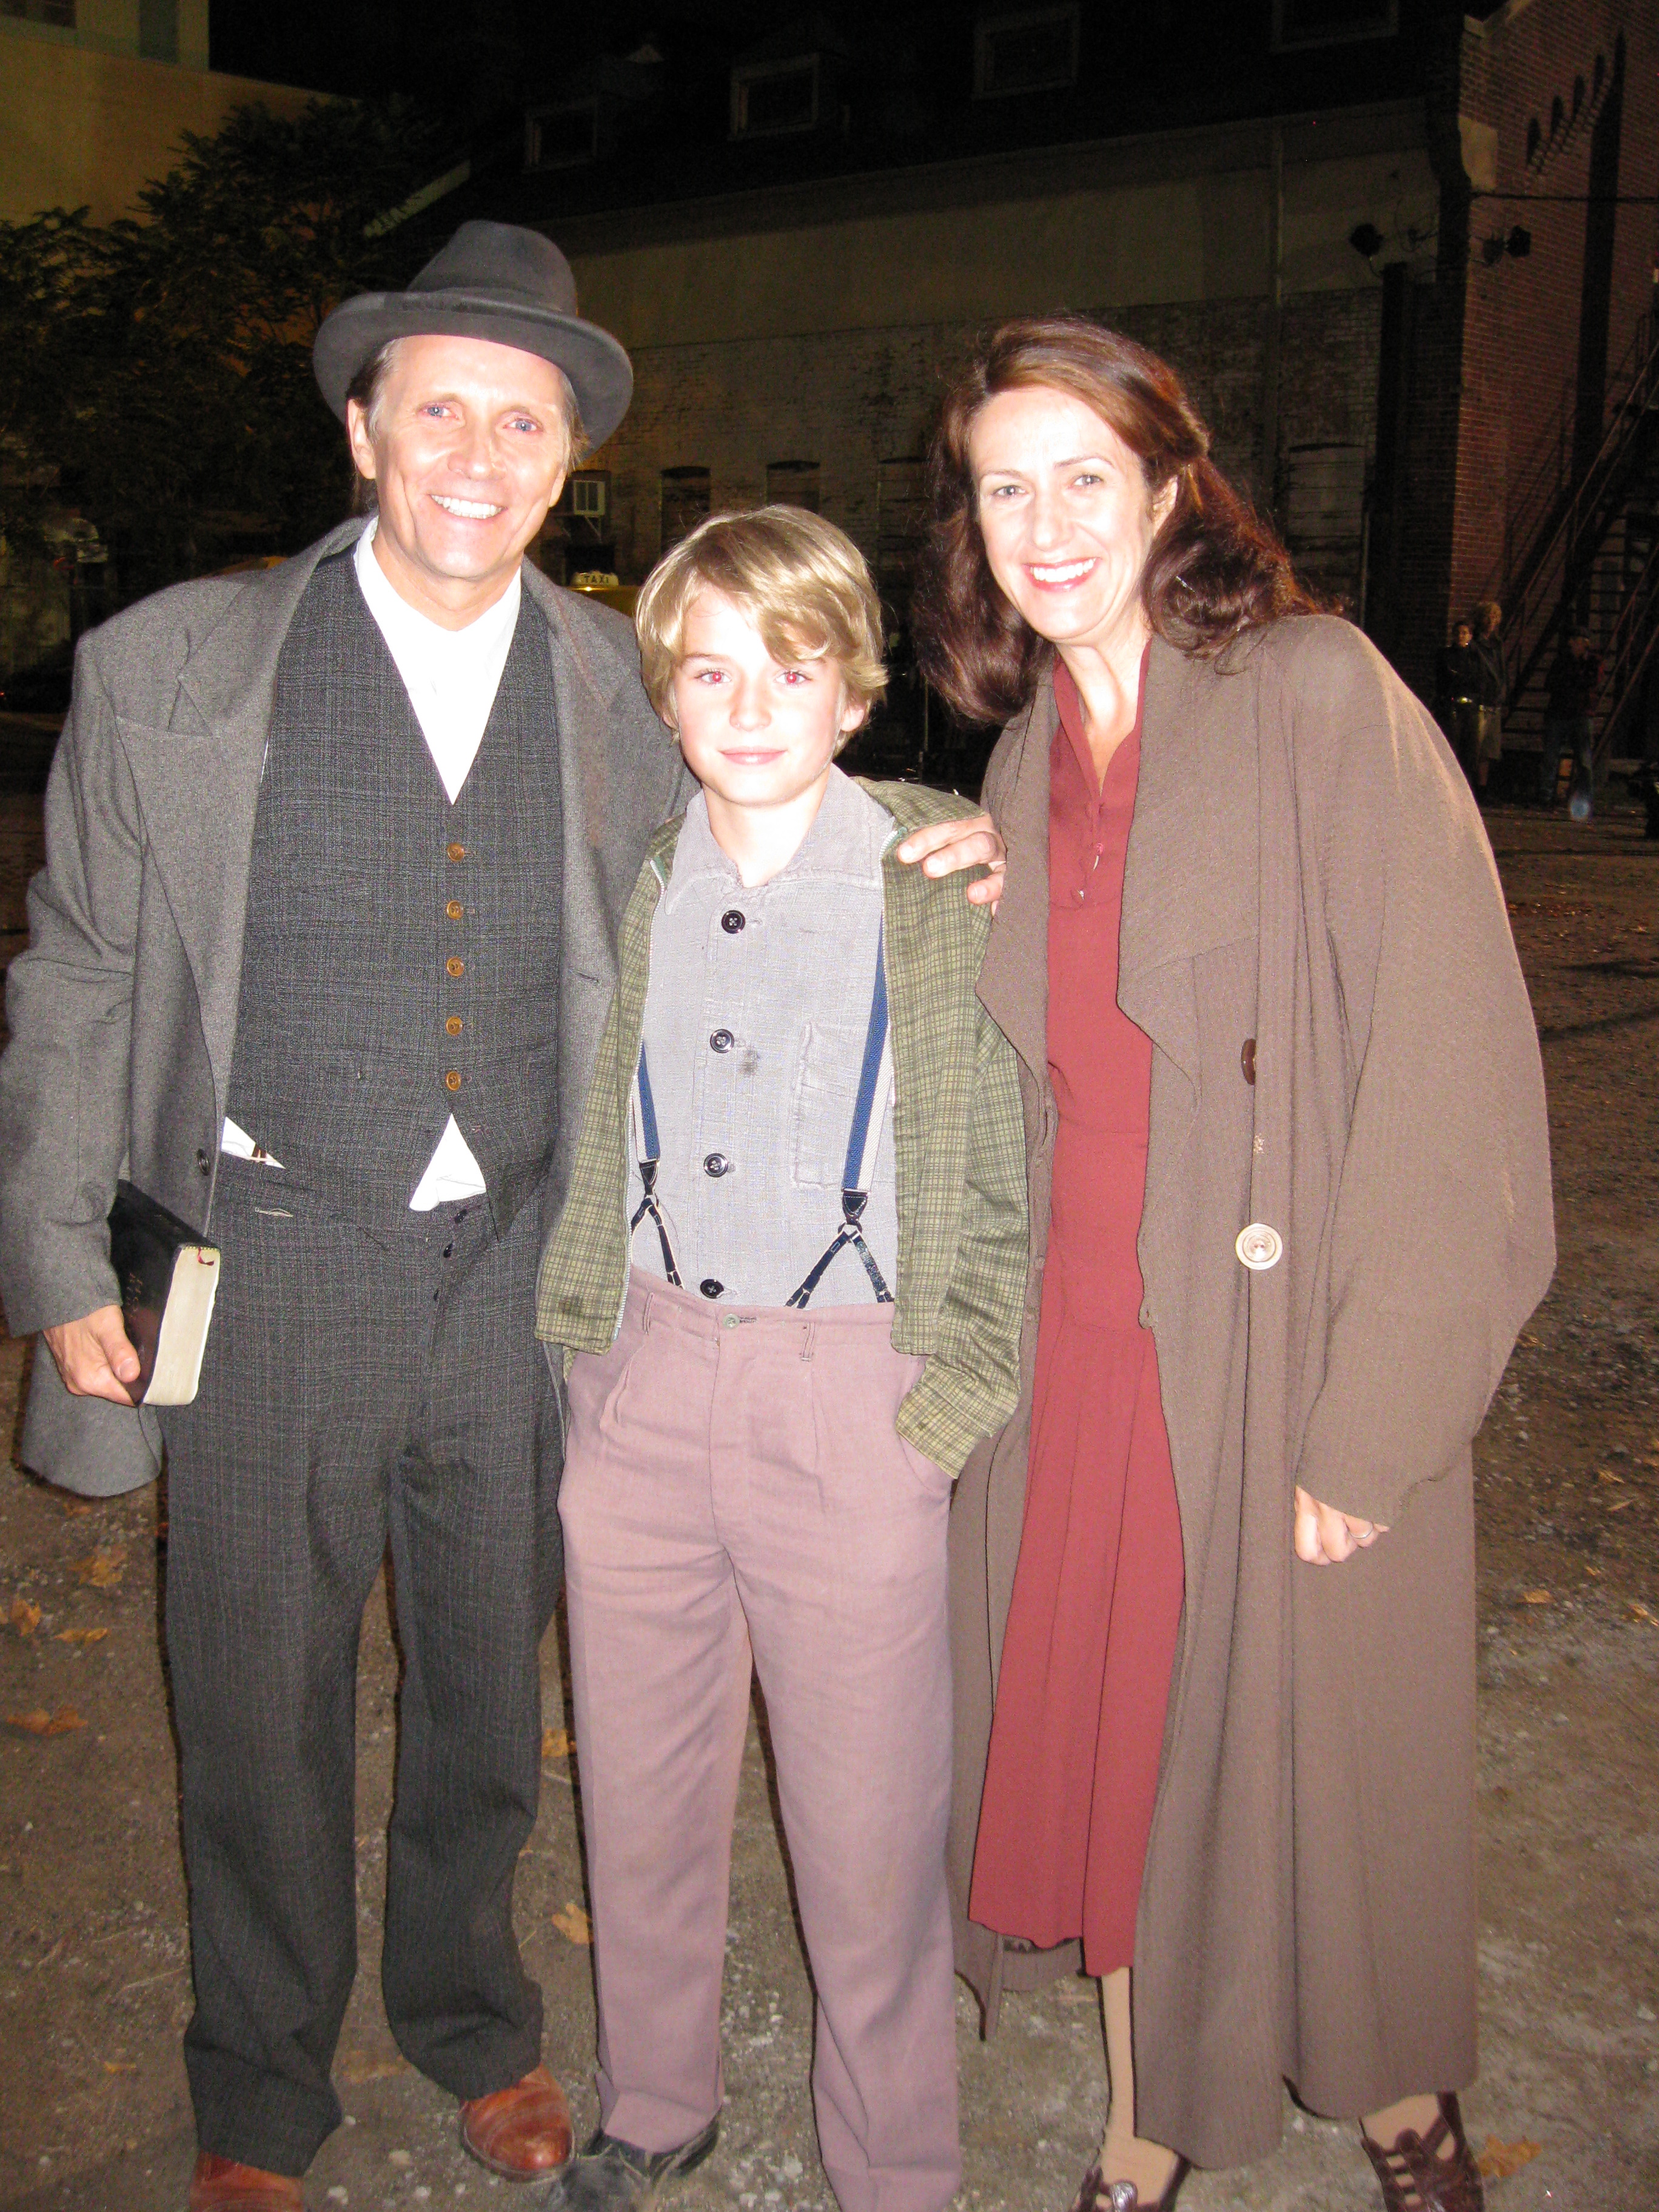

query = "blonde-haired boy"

[{"left": 535, "top": 508, "right": 1028, "bottom": 2212}]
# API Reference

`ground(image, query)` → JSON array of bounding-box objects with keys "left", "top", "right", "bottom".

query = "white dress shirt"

[{"left": 221, "top": 525, "right": 523, "bottom": 1208}]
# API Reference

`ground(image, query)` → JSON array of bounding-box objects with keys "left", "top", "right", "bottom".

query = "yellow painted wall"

[
  {"left": 0, "top": 29, "right": 312, "bottom": 224},
  {"left": 569, "top": 146, "right": 1437, "bottom": 346}
]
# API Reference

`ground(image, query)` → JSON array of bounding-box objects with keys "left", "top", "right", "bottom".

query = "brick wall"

[{"left": 594, "top": 286, "right": 1381, "bottom": 606}]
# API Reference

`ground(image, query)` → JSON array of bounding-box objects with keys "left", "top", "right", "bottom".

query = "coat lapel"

[
  {"left": 975, "top": 686, "right": 1051, "bottom": 1083},
  {"left": 121, "top": 523, "right": 361, "bottom": 1104},
  {"left": 1119, "top": 636, "right": 1259, "bottom": 1079}
]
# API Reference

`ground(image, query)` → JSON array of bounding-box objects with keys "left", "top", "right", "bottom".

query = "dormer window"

[
  {"left": 525, "top": 99, "right": 600, "bottom": 172},
  {"left": 1271, "top": 0, "right": 1398, "bottom": 50},
  {"left": 974, "top": 5, "right": 1080, "bottom": 100},
  {"left": 731, "top": 53, "right": 820, "bottom": 138}
]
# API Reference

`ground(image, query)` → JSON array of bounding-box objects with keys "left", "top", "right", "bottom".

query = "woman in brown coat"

[{"left": 913, "top": 320, "right": 1554, "bottom": 2212}]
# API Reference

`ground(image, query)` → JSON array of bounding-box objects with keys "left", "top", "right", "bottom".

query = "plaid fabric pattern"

[{"left": 534, "top": 780, "right": 1029, "bottom": 1476}]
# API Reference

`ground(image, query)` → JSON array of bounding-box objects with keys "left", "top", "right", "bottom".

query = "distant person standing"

[
  {"left": 1435, "top": 619, "right": 1483, "bottom": 786},
  {"left": 1540, "top": 629, "right": 1601, "bottom": 811},
  {"left": 1471, "top": 600, "right": 1507, "bottom": 797}
]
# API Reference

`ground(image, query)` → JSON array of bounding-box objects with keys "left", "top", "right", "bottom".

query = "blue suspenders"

[{"left": 631, "top": 924, "right": 894, "bottom": 1310}]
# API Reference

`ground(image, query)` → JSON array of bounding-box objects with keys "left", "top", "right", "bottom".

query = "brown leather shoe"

[
  {"left": 1068, "top": 2155, "right": 1190, "bottom": 2212},
  {"left": 1362, "top": 2094, "right": 1485, "bottom": 2212},
  {"left": 187, "top": 2152, "right": 304, "bottom": 2211},
  {"left": 460, "top": 2062, "right": 575, "bottom": 2180}
]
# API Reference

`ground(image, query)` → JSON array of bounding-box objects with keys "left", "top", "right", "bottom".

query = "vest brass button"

[
  {"left": 703, "top": 1151, "right": 732, "bottom": 1177},
  {"left": 709, "top": 1028, "right": 734, "bottom": 1053},
  {"left": 445, "top": 1070, "right": 463, "bottom": 1092},
  {"left": 699, "top": 1278, "right": 724, "bottom": 1299},
  {"left": 720, "top": 909, "right": 746, "bottom": 934},
  {"left": 447, "top": 842, "right": 466, "bottom": 862},
  {"left": 446, "top": 1016, "right": 463, "bottom": 1036},
  {"left": 446, "top": 900, "right": 464, "bottom": 920},
  {"left": 446, "top": 957, "right": 464, "bottom": 977}
]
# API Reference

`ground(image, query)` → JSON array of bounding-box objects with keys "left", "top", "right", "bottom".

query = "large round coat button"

[
  {"left": 703, "top": 1151, "right": 732, "bottom": 1178},
  {"left": 720, "top": 909, "right": 746, "bottom": 934},
  {"left": 1235, "top": 1222, "right": 1283, "bottom": 1271},
  {"left": 709, "top": 1028, "right": 734, "bottom": 1053},
  {"left": 699, "top": 1278, "right": 724, "bottom": 1299}
]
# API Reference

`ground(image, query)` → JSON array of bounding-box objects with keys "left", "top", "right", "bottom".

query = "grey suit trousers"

[{"left": 159, "top": 1161, "right": 562, "bottom": 2174}]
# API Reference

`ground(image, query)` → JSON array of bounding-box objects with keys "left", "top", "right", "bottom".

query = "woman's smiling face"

[{"left": 969, "top": 383, "right": 1171, "bottom": 657}]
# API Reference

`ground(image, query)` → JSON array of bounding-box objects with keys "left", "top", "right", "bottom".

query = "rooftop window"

[
  {"left": 731, "top": 53, "right": 820, "bottom": 138},
  {"left": 973, "top": 5, "right": 1080, "bottom": 100},
  {"left": 1, "top": 1, "right": 77, "bottom": 26},
  {"left": 525, "top": 100, "right": 600, "bottom": 171},
  {"left": 1270, "top": 0, "right": 1398, "bottom": 51}
]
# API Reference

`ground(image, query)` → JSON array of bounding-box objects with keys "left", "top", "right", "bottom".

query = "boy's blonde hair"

[{"left": 635, "top": 505, "right": 886, "bottom": 735}]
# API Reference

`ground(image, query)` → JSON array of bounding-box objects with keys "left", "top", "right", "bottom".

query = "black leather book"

[{"left": 107, "top": 1182, "right": 221, "bottom": 1406}]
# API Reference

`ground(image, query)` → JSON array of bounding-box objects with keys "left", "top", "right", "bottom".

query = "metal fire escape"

[{"left": 1492, "top": 310, "right": 1659, "bottom": 771}]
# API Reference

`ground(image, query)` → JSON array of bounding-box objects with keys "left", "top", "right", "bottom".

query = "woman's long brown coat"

[{"left": 947, "top": 617, "right": 1555, "bottom": 2168}]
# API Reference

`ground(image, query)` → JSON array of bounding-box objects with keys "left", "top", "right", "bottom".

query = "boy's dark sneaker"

[{"left": 538, "top": 2119, "right": 720, "bottom": 2209}]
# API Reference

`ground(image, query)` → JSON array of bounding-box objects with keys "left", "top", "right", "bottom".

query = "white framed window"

[
  {"left": 525, "top": 100, "right": 600, "bottom": 172},
  {"left": 731, "top": 54, "right": 820, "bottom": 138},
  {"left": 1271, "top": 0, "right": 1398, "bottom": 52},
  {"left": 570, "top": 475, "right": 608, "bottom": 520},
  {"left": 974, "top": 5, "right": 1080, "bottom": 100}
]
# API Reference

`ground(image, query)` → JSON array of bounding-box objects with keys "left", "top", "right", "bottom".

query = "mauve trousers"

[{"left": 560, "top": 1275, "right": 960, "bottom": 2212}]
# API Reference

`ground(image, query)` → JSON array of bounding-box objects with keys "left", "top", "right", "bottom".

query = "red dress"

[{"left": 968, "top": 657, "right": 1186, "bottom": 1976}]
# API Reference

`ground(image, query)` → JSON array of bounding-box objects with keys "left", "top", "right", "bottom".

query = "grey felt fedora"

[{"left": 313, "top": 220, "right": 633, "bottom": 448}]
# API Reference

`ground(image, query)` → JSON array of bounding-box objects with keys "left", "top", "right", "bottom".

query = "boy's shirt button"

[
  {"left": 699, "top": 1278, "right": 724, "bottom": 1299},
  {"left": 720, "top": 908, "right": 746, "bottom": 933},
  {"left": 703, "top": 1151, "right": 732, "bottom": 1177},
  {"left": 709, "top": 1028, "right": 734, "bottom": 1053}
]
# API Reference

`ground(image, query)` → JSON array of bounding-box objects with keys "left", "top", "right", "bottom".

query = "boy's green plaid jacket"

[{"left": 534, "top": 779, "right": 1029, "bottom": 1477}]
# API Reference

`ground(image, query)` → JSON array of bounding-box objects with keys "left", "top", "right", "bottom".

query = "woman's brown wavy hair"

[{"left": 912, "top": 315, "right": 1320, "bottom": 726}]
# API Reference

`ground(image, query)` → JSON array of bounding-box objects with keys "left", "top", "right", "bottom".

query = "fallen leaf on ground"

[
  {"left": 5, "top": 1706, "right": 86, "bottom": 1736},
  {"left": 102, "top": 2060, "right": 136, "bottom": 2074},
  {"left": 1478, "top": 2136, "right": 1541, "bottom": 2179},
  {"left": 60, "top": 1502, "right": 93, "bottom": 1518},
  {"left": 1597, "top": 1467, "right": 1624, "bottom": 1483},
  {"left": 54, "top": 1626, "right": 109, "bottom": 1644},
  {"left": 1522, "top": 1589, "right": 1552, "bottom": 1605},
  {"left": 1629, "top": 1601, "right": 1655, "bottom": 1624},
  {"left": 551, "top": 1901, "right": 592, "bottom": 1945},
  {"left": 71, "top": 1547, "right": 126, "bottom": 1589},
  {"left": 8, "top": 1598, "right": 41, "bottom": 1637},
  {"left": 1607, "top": 1497, "right": 1635, "bottom": 1512},
  {"left": 541, "top": 1727, "right": 574, "bottom": 1760}
]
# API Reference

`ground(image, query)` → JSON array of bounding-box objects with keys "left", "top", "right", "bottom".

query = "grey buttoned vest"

[{"left": 225, "top": 551, "right": 563, "bottom": 1228}]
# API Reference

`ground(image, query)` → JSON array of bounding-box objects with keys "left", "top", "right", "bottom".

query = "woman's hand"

[
  {"left": 894, "top": 814, "right": 1007, "bottom": 911},
  {"left": 1293, "top": 1486, "right": 1389, "bottom": 1565}
]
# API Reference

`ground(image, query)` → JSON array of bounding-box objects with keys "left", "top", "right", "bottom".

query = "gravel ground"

[{"left": 0, "top": 790, "right": 1655, "bottom": 2212}]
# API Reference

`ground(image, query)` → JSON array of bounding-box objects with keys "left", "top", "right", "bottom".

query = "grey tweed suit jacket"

[{"left": 0, "top": 520, "right": 691, "bottom": 1495}]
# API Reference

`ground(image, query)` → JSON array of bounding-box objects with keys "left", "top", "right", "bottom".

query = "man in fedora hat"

[{"left": 0, "top": 216, "right": 998, "bottom": 2211}]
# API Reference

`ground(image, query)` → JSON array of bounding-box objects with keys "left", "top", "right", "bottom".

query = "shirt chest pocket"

[{"left": 789, "top": 1019, "right": 865, "bottom": 1191}]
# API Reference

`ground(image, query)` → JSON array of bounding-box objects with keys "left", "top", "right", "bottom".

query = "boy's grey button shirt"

[{"left": 631, "top": 767, "right": 899, "bottom": 1307}]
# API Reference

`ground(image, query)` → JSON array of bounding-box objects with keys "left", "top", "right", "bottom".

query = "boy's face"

[{"left": 668, "top": 586, "right": 865, "bottom": 816}]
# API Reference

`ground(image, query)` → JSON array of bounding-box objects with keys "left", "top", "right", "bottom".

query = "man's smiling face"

[{"left": 346, "top": 332, "right": 574, "bottom": 626}]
